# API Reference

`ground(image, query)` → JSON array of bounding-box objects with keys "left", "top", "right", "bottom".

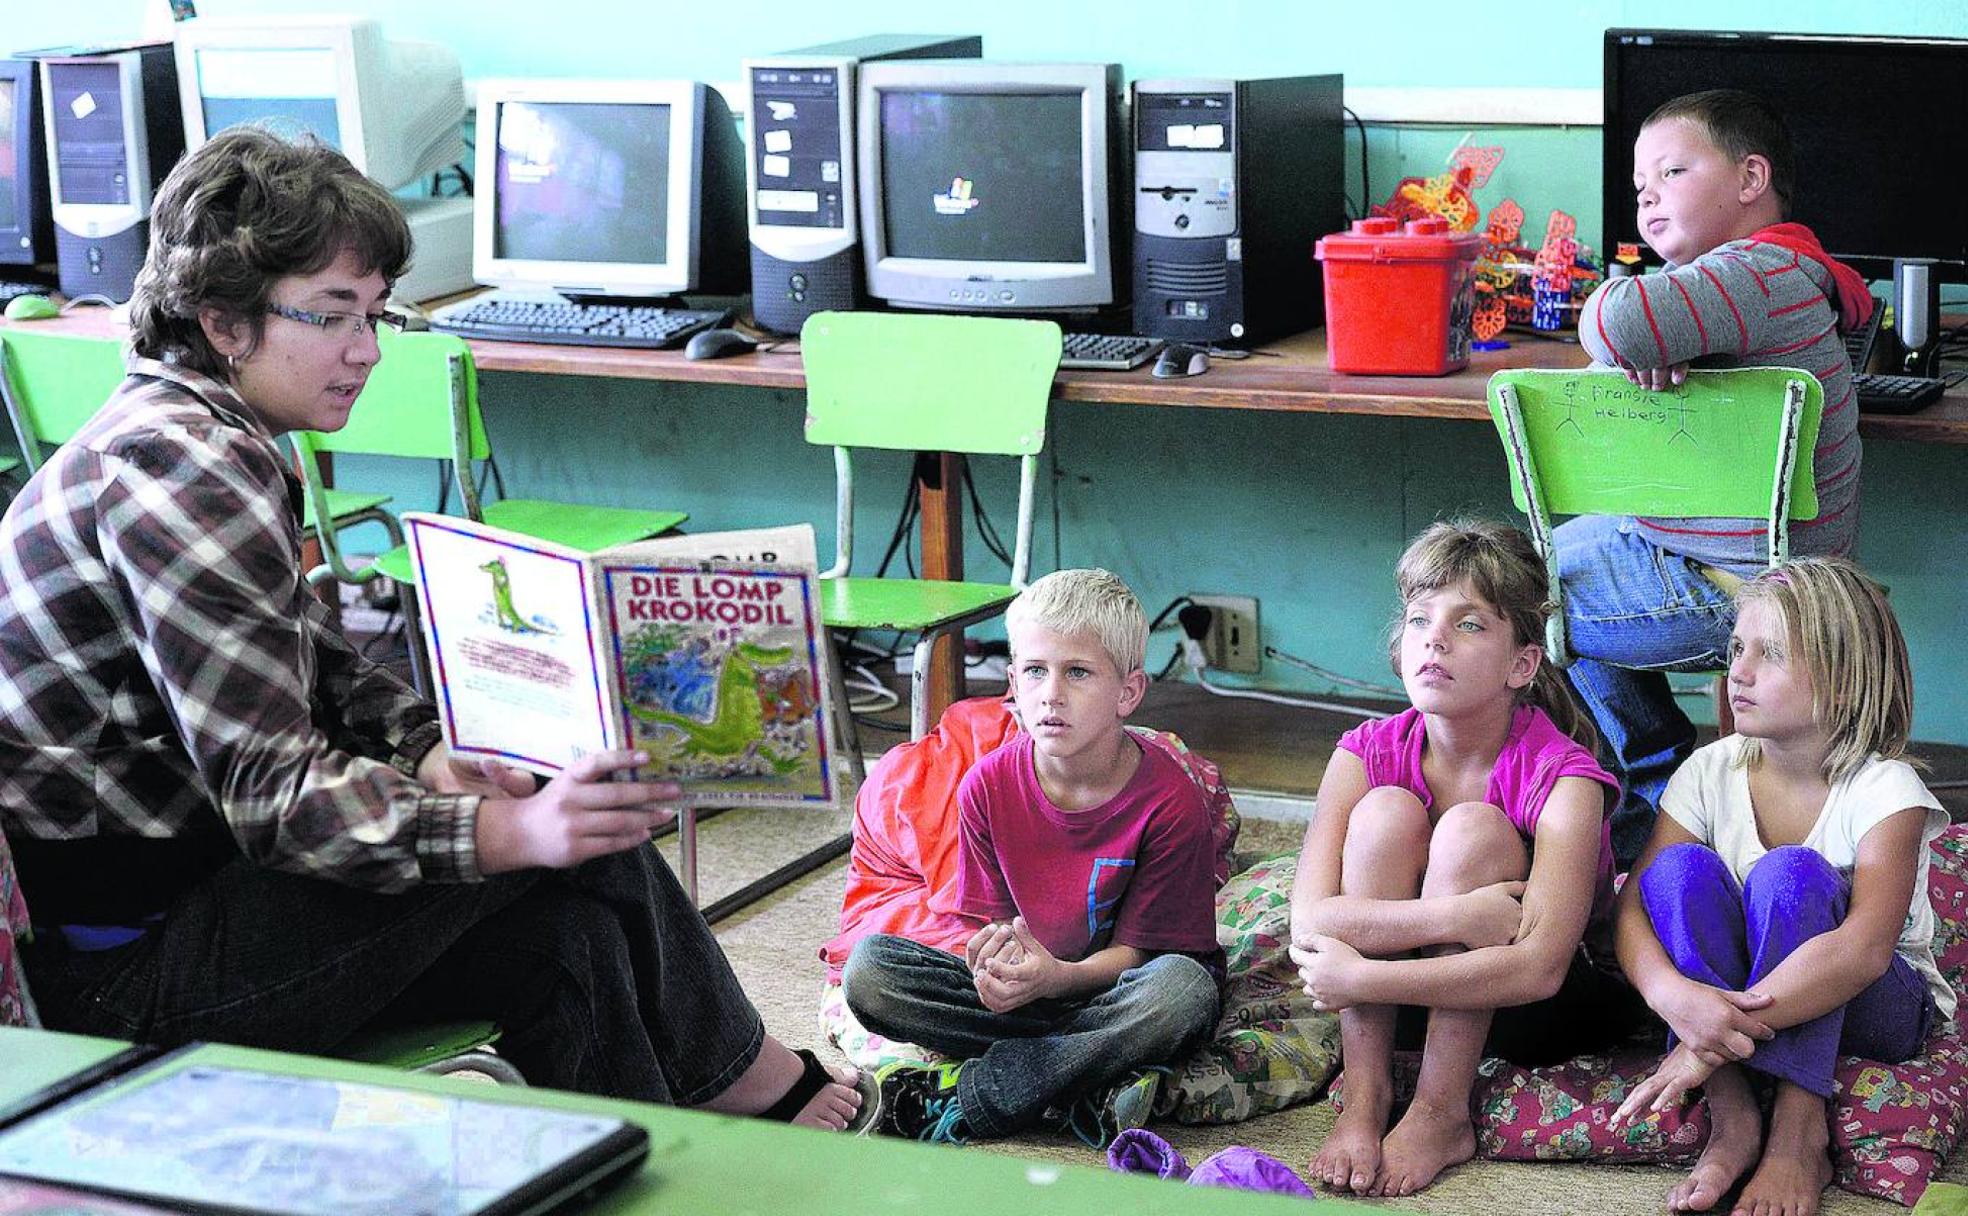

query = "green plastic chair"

[
  {"left": 293, "top": 329, "right": 689, "bottom": 691},
  {"left": 801, "top": 310, "right": 1062, "bottom": 740},
  {"left": 1487, "top": 366, "right": 1824, "bottom": 681},
  {"left": 338, "top": 1019, "right": 525, "bottom": 1084},
  {"left": 0, "top": 330, "right": 128, "bottom": 473}
]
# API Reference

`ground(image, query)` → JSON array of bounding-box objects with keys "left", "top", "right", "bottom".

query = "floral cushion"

[
  {"left": 820, "top": 851, "right": 1342, "bottom": 1126},
  {"left": 1430, "top": 823, "right": 1968, "bottom": 1207},
  {"left": 0, "top": 832, "right": 35, "bottom": 1028}
]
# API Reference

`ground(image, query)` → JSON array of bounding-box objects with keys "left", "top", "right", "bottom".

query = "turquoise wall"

[{"left": 12, "top": 2, "right": 1968, "bottom": 743}]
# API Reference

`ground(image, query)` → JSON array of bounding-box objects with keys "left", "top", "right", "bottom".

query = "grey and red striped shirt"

[
  {"left": 1578, "top": 232, "right": 1861, "bottom": 568},
  {"left": 0, "top": 357, "right": 478, "bottom": 927}
]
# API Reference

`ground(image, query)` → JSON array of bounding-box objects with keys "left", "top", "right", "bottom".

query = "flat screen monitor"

[
  {"left": 174, "top": 15, "right": 465, "bottom": 191},
  {"left": 471, "top": 78, "right": 745, "bottom": 299},
  {"left": 1, "top": 58, "right": 54, "bottom": 271},
  {"left": 1604, "top": 29, "right": 1968, "bottom": 282},
  {"left": 858, "top": 61, "right": 1123, "bottom": 313}
]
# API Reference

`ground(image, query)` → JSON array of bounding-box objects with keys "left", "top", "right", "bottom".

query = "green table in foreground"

[{"left": 0, "top": 1027, "right": 1358, "bottom": 1215}]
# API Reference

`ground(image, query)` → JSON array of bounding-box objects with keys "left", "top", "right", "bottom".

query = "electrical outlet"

[{"left": 1191, "top": 594, "right": 1260, "bottom": 674}]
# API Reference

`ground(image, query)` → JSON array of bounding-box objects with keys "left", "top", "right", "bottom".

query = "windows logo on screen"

[{"left": 933, "top": 176, "right": 979, "bottom": 216}]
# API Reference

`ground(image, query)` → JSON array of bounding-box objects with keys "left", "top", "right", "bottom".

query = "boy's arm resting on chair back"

[{"left": 953, "top": 737, "right": 1225, "bottom": 1011}]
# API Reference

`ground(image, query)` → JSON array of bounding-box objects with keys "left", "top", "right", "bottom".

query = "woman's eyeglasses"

[{"left": 265, "top": 302, "right": 406, "bottom": 341}]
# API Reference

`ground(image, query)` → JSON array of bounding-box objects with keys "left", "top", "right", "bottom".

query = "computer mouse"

[
  {"left": 3, "top": 294, "right": 59, "bottom": 322},
  {"left": 684, "top": 327, "right": 759, "bottom": 361},
  {"left": 1151, "top": 343, "right": 1209, "bottom": 379}
]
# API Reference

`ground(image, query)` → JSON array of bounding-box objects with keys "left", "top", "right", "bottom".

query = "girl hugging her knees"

[
  {"left": 1290, "top": 519, "right": 1647, "bottom": 1197},
  {"left": 1611, "top": 559, "right": 1947, "bottom": 1216}
]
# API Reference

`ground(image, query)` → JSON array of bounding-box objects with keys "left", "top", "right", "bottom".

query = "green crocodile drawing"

[
  {"left": 629, "top": 640, "right": 805, "bottom": 771},
  {"left": 481, "top": 557, "right": 548, "bottom": 635}
]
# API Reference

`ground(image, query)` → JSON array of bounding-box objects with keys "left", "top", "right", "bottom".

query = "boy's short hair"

[
  {"left": 1644, "top": 88, "right": 1795, "bottom": 218},
  {"left": 1006, "top": 568, "right": 1147, "bottom": 676},
  {"left": 128, "top": 126, "right": 412, "bottom": 380},
  {"left": 1735, "top": 557, "right": 1913, "bottom": 782}
]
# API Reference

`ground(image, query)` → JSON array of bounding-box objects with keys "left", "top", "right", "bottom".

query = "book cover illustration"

[{"left": 598, "top": 563, "right": 831, "bottom": 804}]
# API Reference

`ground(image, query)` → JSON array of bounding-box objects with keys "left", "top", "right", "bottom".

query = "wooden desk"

[
  {"left": 0, "top": 1027, "right": 1356, "bottom": 1215},
  {"left": 11, "top": 309, "right": 1967, "bottom": 714}
]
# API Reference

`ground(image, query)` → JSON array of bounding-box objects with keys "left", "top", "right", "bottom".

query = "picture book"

[{"left": 403, "top": 515, "right": 834, "bottom": 807}]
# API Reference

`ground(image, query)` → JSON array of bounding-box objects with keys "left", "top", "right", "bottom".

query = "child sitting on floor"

[
  {"left": 1612, "top": 559, "right": 1948, "bottom": 1216},
  {"left": 1291, "top": 520, "right": 1645, "bottom": 1197},
  {"left": 842, "top": 568, "right": 1223, "bottom": 1146}
]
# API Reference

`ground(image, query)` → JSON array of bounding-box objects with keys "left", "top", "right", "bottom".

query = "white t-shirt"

[{"left": 1661, "top": 735, "right": 1954, "bottom": 1021}]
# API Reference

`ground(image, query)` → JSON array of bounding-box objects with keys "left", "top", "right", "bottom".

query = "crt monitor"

[
  {"left": 471, "top": 78, "right": 746, "bottom": 299},
  {"left": 1604, "top": 29, "right": 1968, "bottom": 282},
  {"left": 174, "top": 15, "right": 465, "bottom": 191},
  {"left": 857, "top": 61, "right": 1125, "bottom": 313},
  {"left": 1, "top": 57, "right": 55, "bottom": 273}
]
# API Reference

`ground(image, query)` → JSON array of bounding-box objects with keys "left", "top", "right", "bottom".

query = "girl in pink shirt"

[{"left": 1291, "top": 520, "right": 1635, "bottom": 1198}]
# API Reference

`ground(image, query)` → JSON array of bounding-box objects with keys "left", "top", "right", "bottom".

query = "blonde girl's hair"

[
  {"left": 1007, "top": 568, "right": 1148, "bottom": 676},
  {"left": 1387, "top": 519, "right": 1600, "bottom": 755},
  {"left": 1733, "top": 558, "right": 1914, "bottom": 782}
]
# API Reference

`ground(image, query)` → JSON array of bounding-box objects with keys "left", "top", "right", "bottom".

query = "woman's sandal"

[{"left": 761, "top": 1048, "right": 874, "bottom": 1127}]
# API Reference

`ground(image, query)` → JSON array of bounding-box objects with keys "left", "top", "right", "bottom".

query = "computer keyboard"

[
  {"left": 1855, "top": 372, "right": 1947, "bottom": 415},
  {"left": 429, "top": 297, "right": 730, "bottom": 350},
  {"left": 1059, "top": 332, "right": 1165, "bottom": 371}
]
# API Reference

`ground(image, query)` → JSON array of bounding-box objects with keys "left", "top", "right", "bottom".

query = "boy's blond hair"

[
  {"left": 1734, "top": 558, "right": 1914, "bottom": 782},
  {"left": 1006, "top": 568, "right": 1147, "bottom": 676}
]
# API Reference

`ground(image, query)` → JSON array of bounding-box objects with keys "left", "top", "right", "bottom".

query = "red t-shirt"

[{"left": 954, "top": 733, "right": 1223, "bottom": 970}]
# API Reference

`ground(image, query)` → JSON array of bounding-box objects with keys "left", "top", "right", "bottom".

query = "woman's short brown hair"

[{"left": 128, "top": 126, "right": 411, "bottom": 379}]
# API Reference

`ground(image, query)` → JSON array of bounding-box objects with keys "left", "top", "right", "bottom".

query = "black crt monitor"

[
  {"left": 858, "top": 61, "right": 1125, "bottom": 314},
  {"left": 1604, "top": 29, "right": 1968, "bottom": 283},
  {"left": 0, "top": 57, "right": 55, "bottom": 275},
  {"left": 472, "top": 78, "right": 747, "bottom": 299}
]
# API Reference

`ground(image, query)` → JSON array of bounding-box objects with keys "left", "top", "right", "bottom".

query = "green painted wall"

[{"left": 12, "top": 2, "right": 1968, "bottom": 743}]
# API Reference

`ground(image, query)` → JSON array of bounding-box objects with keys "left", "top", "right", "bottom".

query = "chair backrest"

[
  {"left": 801, "top": 311, "right": 1060, "bottom": 456},
  {"left": 1488, "top": 366, "right": 1823, "bottom": 664},
  {"left": 0, "top": 330, "right": 129, "bottom": 473},
  {"left": 800, "top": 311, "right": 1062, "bottom": 585}
]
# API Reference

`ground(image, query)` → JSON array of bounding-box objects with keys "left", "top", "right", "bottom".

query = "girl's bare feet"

[
  {"left": 1733, "top": 1083, "right": 1832, "bottom": 1216},
  {"left": 1375, "top": 1096, "right": 1477, "bottom": 1196},
  {"left": 1667, "top": 1064, "right": 1761, "bottom": 1212},
  {"left": 1312, "top": 1085, "right": 1391, "bottom": 1194}
]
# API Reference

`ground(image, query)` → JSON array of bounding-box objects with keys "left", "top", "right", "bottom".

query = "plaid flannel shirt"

[{"left": 0, "top": 357, "right": 478, "bottom": 925}]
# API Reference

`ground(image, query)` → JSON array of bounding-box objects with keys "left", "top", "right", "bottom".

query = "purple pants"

[{"left": 1640, "top": 842, "right": 1935, "bottom": 1097}]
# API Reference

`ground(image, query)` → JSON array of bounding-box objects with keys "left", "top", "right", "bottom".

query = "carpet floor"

[{"left": 689, "top": 807, "right": 1958, "bottom": 1215}]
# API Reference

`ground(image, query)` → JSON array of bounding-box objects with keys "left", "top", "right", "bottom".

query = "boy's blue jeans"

[
  {"left": 1555, "top": 514, "right": 1741, "bottom": 867},
  {"left": 1639, "top": 843, "right": 1934, "bottom": 1096},
  {"left": 841, "top": 933, "right": 1220, "bottom": 1138}
]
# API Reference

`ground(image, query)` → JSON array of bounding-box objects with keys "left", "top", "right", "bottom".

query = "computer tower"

[
  {"left": 39, "top": 45, "right": 184, "bottom": 303},
  {"left": 2, "top": 58, "right": 57, "bottom": 281},
  {"left": 1131, "top": 75, "right": 1343, "bottom": 346},
  {"left": 743, "top": 35, "right": 980, "bottom": 335}
]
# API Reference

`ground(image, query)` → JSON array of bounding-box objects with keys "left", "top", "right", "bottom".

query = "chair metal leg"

[
  {"left": 420, "top": 1049, "right": 527, "bottom": 1086},
  {"left": 679, "top": 807, "right": 699, "bottom": 905},
  {"left": 400, "top": 591, "right": 432, "bottom": 699}
]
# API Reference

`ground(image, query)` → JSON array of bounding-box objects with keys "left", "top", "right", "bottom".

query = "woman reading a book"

[{"left": 0, "top": 127, "right": 859, "bottom": 1127}]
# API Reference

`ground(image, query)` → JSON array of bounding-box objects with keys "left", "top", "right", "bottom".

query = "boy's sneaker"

[
  {"left": 1049, "top": 1067, "right": 1166, "bottom": 1149},
  {"left": 866, "top": 1060, "right": 970, "bottom": 1144}
]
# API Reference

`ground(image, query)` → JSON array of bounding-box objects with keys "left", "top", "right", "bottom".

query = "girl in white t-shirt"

[{"left": 1612, "top": 557, "right": 1946, "bottom": 1216}]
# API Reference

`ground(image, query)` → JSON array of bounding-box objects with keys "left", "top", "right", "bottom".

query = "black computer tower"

[
  {"left": 40, "top": 44, "right": 183, "bottom": 303},
  {"left": 1131, "top": 75, "right": 1343, "bottom": 346},
  {"left": 744, "top": 35, "right": 981, "bottom": 335}
]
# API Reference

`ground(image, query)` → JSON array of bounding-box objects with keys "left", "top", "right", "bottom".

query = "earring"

[{"left": 225, "top": 351, "right": 241, "bottom": 377}]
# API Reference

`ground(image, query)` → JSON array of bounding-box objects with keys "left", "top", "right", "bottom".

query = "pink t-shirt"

[
  {"left": 955, "top": 733, "right": 1222, "bottom": 970},
  {"left": 1337, "top": 704, "right": 1621, "bottom": 920}
]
